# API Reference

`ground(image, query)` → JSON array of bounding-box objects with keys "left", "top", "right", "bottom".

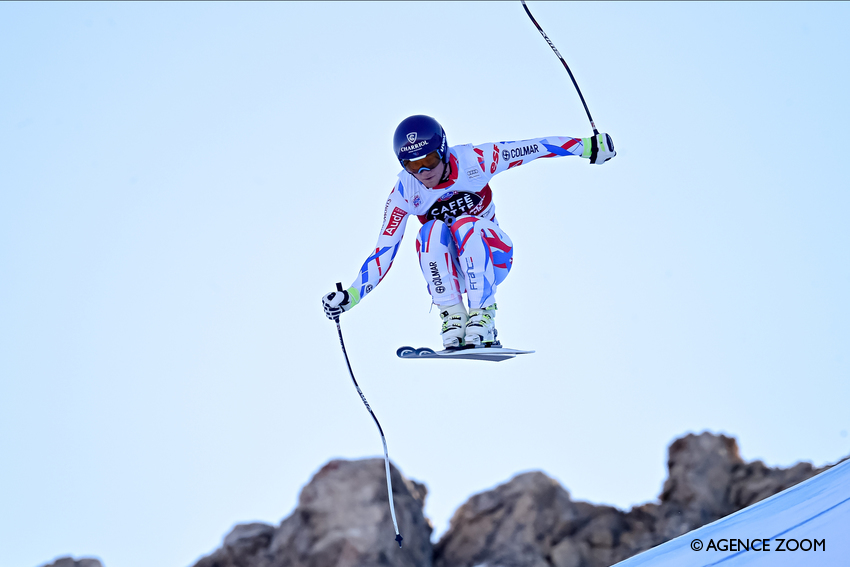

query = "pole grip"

[{"left": 336, "top": 282, "right": 343, "bottom": 292}]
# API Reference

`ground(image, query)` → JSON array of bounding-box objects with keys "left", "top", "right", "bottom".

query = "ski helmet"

[{"left": 393, "top": 115, "right": 448, "bottom": 170}]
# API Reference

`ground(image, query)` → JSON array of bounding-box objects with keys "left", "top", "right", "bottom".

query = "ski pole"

[
  {"left": 333, "top": 283, "right": 404, "bottom": 548},
  {"left": 521, "top": 0, "right": 599, "bottom": 135}
]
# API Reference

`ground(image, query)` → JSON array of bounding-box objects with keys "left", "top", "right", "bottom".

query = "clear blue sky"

[{"left": 2, "top": 3, "right": 848, "bottom": 567}]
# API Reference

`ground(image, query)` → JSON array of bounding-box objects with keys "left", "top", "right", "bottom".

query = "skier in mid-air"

[{"left": 322, "top": 115, "right": 616, "bottom": 349}]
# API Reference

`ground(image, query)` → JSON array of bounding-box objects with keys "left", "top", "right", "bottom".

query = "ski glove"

[
  {"left": 322, "top": 287, "right": 360, "bottom": 320},
  {"left": 582, "top": 133, "right": 616, "bottom": 165}
]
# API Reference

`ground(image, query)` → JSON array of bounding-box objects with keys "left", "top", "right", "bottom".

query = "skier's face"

[{"left": 412, "top": 160, "right": 446, "bottom": 188}]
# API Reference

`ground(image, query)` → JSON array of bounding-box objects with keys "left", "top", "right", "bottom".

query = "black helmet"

[{"left": 393, "top": 115, "right": 448, "bottom": 168}]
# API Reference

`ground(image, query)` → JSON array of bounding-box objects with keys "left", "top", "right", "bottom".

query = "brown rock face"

[
  {"left": 193, "top": 458, "right": 432, "bottom": 567},
  {"left": 432, "top": 471, "right": 637, "bottom": 567},
  {"left": 183, "top": 431, "right": 841, "bottom": 567},
  {"left": 432, "top": 432, "right": 836, "bottom": 567},
  {"left": 433, "top": 471, "right": 581, "bottom": 567},
  {"left": 660, "top": 432, "right": 743, "bottom": 517},
  {"left": 654, "top": 432, "right": 823, "bottom": 541}
]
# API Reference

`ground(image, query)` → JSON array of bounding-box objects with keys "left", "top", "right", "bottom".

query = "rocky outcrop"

[
  {"left": 652, "top": 432, "right": 824, "bottom": 541},
  {"left": 193, "top": 458, "right": 432, "bottom": 567},
  {"left": 433, "top": 432, "right": 837, "bottom": 567},
  {"left": 39, "top": 558, "right": 103, "bottom": 567},
  {"left": 48, "top": 431, "right": 836, "bottom": 567}
]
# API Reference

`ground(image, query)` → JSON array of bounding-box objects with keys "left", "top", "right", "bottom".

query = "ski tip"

[{"left": 395, "top": 533, "right": 404, "bottom": 548}]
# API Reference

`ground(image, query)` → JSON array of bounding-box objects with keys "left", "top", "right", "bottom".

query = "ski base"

[{"left": 396, "top": 344, "right": 534, "bottom": 362}]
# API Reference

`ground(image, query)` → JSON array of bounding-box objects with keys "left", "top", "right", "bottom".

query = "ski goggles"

[{"left": 403, "top": 150, "right": 443, "bottom": 174}]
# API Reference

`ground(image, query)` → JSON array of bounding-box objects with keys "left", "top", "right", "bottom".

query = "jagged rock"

[
  {"left": 64, "top": 431, "right": 842, "bottom": 567},
  {"left": 193, "top": 458, "right": 432, "bottom": 567},
  {"left": 433, "top": 471, "right": 581, "bottom": 567},
  {"left": 729, "top": 458, "right": 818, "bottom": 509},
  {"left": 660, "top": 432, "right": 742, "bottom": 517},
  {"left": 655, "top": 432, "right": 827, "bottom": 540},
  {"left": 433, "top": 432, "right": 835, "bottom": 567},
  {"left": 39, "top": 558, "right": 103, "bottom": 567}
]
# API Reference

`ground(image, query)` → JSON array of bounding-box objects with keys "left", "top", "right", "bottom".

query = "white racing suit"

[{"left": 350, "top": 137, "right": 587, "bottom": 309}]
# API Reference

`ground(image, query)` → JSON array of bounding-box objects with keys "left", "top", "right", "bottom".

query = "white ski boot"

[
  {"left": 465, "top": 304, "right": 497, "bottom": 347},
  {"left": 439, "top": 303, "right": 468, "bottom": 349}
]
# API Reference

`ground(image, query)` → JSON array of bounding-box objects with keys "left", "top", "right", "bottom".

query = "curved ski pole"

[
  {"left": 521, "top": 0, "right": 599, "bottom": 135},
  {"left": 333, "top": 283, "right": 404, "bottom": 548}
]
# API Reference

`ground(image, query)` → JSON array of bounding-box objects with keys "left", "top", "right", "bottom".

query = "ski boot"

[
  {"left": 439, "top": 303, "right": 468, "bottom": 349},
  {"left": 465, "top": 304, "right": 498, "bottom": 347}
]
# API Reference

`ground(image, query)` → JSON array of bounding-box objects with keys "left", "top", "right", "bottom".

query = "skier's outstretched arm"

[
  {"left": 322, "top": 184, "right": 410, "bottom": 320},
  {"left": 473, "top": 133, "right": 615, "bottom": 177}
]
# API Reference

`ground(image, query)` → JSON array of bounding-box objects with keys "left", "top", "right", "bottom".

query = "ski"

[{"left": 396, "top": 345, "right": 534, "bottom": 362}]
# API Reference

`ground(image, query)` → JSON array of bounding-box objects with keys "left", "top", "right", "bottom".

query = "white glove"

[
  {"left": 322, "top": 286, "right": 359, "bottom": 320},
  {"left": 583, "top": 133, "right": 616, "bottom": 165}
]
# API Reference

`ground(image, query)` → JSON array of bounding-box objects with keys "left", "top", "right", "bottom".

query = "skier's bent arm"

[
  {"left": 345, "top": 184, "right": 411, "bottom": 306},
  {"left": 322, "top": 185, "right": 409, "bottom": 319}
]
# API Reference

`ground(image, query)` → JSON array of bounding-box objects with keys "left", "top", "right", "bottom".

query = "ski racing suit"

[{"left": 349, "top": 136, "right": 588, "bottom": 310}]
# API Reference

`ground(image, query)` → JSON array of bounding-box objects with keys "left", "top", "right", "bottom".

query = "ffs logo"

[{"left": 407, "top": 132, "right": 417, "bottom": 144}]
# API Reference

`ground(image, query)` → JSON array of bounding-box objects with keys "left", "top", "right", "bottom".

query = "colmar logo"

[
  {"left": 429, "top": 261, "right": 445, "bottom": 294},
  {"left": 407, "top": 132, "right": 417, "bottom": 144},
  {"left": 382, "top": 207, "right": 406, "bottom": 236},
  {"left": 501, "top": 144, "right": 539, "bottom": 161}
]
